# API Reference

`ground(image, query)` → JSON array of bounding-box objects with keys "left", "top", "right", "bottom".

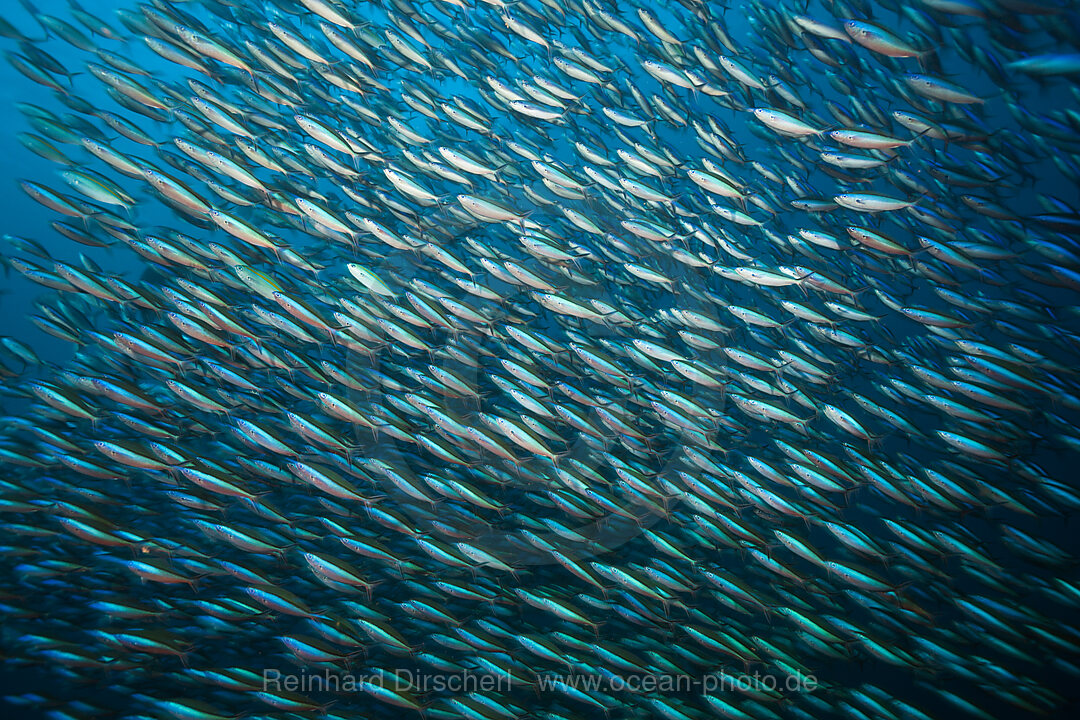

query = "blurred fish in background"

[{"left": 0, "top": 0, "right": 1080, "bottom": 718}]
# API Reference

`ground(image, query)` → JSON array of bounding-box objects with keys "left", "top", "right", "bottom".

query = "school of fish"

[{"left": 1, "top": 0, "right": 1080, "bottom": 718}]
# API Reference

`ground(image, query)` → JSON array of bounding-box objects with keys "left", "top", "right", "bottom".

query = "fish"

[{"left": 0, "top": 0, "right": 1078, "bottom": 719}]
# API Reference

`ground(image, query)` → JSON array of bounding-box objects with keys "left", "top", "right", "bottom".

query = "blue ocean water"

[
  {"left": 2, "top": 0, "right": 152, "bottom": 375},
  {"left": 1, "top": 0, "right": 1079, "bottom": 719}
]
